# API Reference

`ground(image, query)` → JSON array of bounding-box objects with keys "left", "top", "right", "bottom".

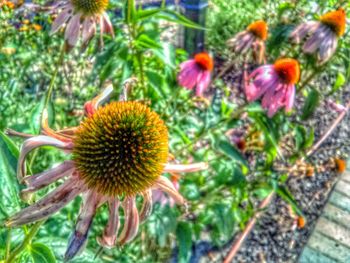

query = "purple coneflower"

[
  {"left": 50, "top": 0, "right": 114, "bottom": 47},
  {"left": 290, "top": 9, "right": 346, "bottom": 63},
  {"left": 245, "top": 58, "right": 300, "bottom": 117},
  {"left": 5, "top": 86, "right": 207, "bottom": 260},
  {"left": 227, "top": 20, "right": 268, "bottom": 63},
  {"left": 177, "top": 52, "right": 213, "bottom": 96}
]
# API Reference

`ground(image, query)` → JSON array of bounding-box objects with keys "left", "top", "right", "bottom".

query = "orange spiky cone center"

[
  {"left": 247, "top": 20, "right": 268, "bottom": 41},
  {"left": 71, "top": 0, "right": 109, "bottom": 15},
  {"left": 194, "top": 52, "right": 214, "bottom": 71},
  {"left": 73, "top": 101, "right": 169, "bottom": 197},
  {"left": 320, "top": 9, "right": 346, "bottom": 37},
  {"left": 273, "top": 58, "right": 300, "bottom": 85}
]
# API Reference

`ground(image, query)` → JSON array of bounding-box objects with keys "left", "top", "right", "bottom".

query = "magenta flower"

[
  {"left": 177, "top": 52, "right": 213, "bottom": 96},
  {"left": 245, "top": 58, "right": 300, "bottom": 117},
  {"left": 50, "top": 0, "right": 114, "bottom": 47}
]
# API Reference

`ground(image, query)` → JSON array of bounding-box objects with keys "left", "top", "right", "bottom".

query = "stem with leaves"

[{"left": 7, "top": 221, "right": 45, "bottom": 263}]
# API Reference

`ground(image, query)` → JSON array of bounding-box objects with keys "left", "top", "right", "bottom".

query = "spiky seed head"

[
  {"left": 194, "top": 52, "right": 214, "bottom": 71},
  {"left": 247, "top": 20, "right": 268, "bottom": 41},
  {"left": 73, "top": 101, "right": 168, "bottom": 197},
  {"left": 273, "top": 58, "right": 300, "bottom": 85},
  {"left": 71, "top": 0, "right": 109, "bottom": 16},
  {"left": 320, "top": 8, "right": 346, "bottom": 37}
]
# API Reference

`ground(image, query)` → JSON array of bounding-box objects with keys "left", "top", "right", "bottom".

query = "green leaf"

[
  {"left": 29, "top": 243, "right": 56, "bottom": 263},
  {"left": 156, "top": 10, "right": 205, "bottom": 29},
  {"left": 0, "top": 132, "right": 21, "bottom": 220},
  {"left": 145, "top": 70, "right": 167, "bottom": 98},
  {"left": 301, "top": 89, "right": 320, "bottom": 120},
  {"left": 123, "top": 0, "right": 136, "bottom": 23},
  {"left": 136, "top": 8, "right": 161, "bottom": 21},
  {"left": 217, "top": 139, "right": 248, "bottom": 167},
  {"left": 275, "top": 185, "right": 303, "bottom": 216},
  {"left": 331, "top": 72, "right": 346, "bottom": 94},
  {"left": 176, "top": 222, "right": 192, "bottom": 263},
  {"left": 136, "top": 34, "right": 162, "bottom": 50}
]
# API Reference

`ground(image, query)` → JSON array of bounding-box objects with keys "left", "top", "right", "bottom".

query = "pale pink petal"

[
  {"left": 65, "top": 13, "right": 82, "bottom": 46},
  {"left": 117, "top": 197, "right": 139, "bottom": 245},
  {"left": 290, "top": 21, "right": 320, "bottom": 43},
  {"left": 22, "top": 160, "right": 75, "bottom": 192},
  {"left": 318, "top": 32, "right": 337, "bottom": 63},
  {"left": 196, "top": 70, "right": 211, "bottom": 96},
  {"left": 81, "top": 18, "right": 96, "bottom": 45},
  {"left": 139, "top": 190, "right": 152, "bottom": 222},
  {"left": 6, "top": 177, "right": 85, "bottom": 227},
  {"left": 97, "top": 198, "right": 120, "bottom": 248},
  {"left": 154, "top": 176, "right": 184, "bottom": 205},
  {"left": 50, "top": 6, "right": 72, "bottom": 34},
  {"left": 17, "top": 135, "right": 73, "bottom": 182},
  {"left": 284, "top": 84, "right": 295, "bottom": 112},
  {"left": 163, "top": 162, "right": 208, "bottom": 173},
  {"left": 84, "top": 85, "right": 114, "bottom": 116},
  {"left": 178, "top": 60, "right": 200, "bottom": 90},
  {"left": 65, "top": 191, "right": 105, "bottom": 261},
  {"left": 102, "top": 12, "right": 114, "bottom": 38}
]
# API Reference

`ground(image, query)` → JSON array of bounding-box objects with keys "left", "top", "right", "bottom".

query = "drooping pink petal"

[
  {"left": 117, "top": 197, "right": 139, "bottom": 245},
  {"left": 163, "top": 162, "right": 208, "bottom": 173},
  {"left": 102, "top": 12, "right": 114, "bottom": 38},
  {"left": 318, "top": 32, "right": 337, "bottom": 63},
  {"left": 65, "top": 13, "right": 82, "bottom": 46},
  {"left": 65, "top": 191, "right": 105, "bottom": 261},
  {"left": 177, "top": 60, "right": 200, "bottom": 90},
  {"left": 17, "top": 135, "right": 73, "bottom": 182},
  {"left": 97, "top": 198, "right": 120, "bottom": 248},
  {"left": 196, "top": 70, "right": 211, "bottom": 96},
  {"left": 284, "top": 84, "right": 295, "bottom": 112},
  {"left": 290, "top": 21, "right": 320, "bottom": 43},
  {"left": 22, "top": 160, "right": 75, "bottom": 190},
  {"left": 50, "top": 6, "right": 72, "bottom": 34},
  {"left": 6, "top": 177, "right": 85, "bottom": 227},
  {"left": 246, "top": 70, "right": 279, "bottom": 101},
  {"left": 84, "top": 85, "right": 114, "bottom": 116},
  {"left": 267, "top": 88, "right": 285, "bottom": 117},
  {"left": 81, "top": 18, "right": 96, "bottom": 45},
  {"left": 154, "top": 176, "right": 184, "bottom": 205},
  {"left": 139, "top": 190, "right": 153, "bottom": 222}
]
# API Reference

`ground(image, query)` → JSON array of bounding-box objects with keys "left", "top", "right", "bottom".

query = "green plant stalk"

[
  {"left": 5, "top": 228, "right": 11, "bottom": 260},
  {"left": 40, "top": 44, "right": 65, "bottom": 126},
  {"left": 6, "top": 220, "right": 45, "bottom": 263}
]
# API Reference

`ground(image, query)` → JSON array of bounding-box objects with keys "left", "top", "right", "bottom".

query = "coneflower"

[
  {"left": 5, "top": 86, "right": 207, "bottom": 260},
  {"left": 50, "top": 0, "right": 114, "bottom": 47},
  {"left": 227, "top": 20, "right": 268, "bottom": 63},
  {"left": 245, "top": 58, "right": 300, "bottom": 117},
  {"left": 290, "top": 9, "right": 346, "bottom": 63},
  {"left": 177, "top": 52, "right": 213, "bottom": 96}
]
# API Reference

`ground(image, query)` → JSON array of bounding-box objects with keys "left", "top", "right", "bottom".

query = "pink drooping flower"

[
  {"left": 152, "top": 174, "right": 179, "bottom": 208},
  {"left": 50, "top": 0, "right": 114, "bottom": 47},
  {"left": 5, "top": 86, "right": 208, "bottom": 261},
  {"left": 177, "top": 52, "right": 213, "bottom": 96},
  {"left": 227, "top": 20, "right": 268, "bottom": 63},
  {"left": 290, "top": 9, "right": 346, "bottom": 63},
  {"left": 245, "top": 58, "right": 300, "bottom": 117}
]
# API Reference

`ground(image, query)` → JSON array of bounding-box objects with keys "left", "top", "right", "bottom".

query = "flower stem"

[
  {"left": 7, "top": 220, "right": 45, "bottom": 263},
  {"left": 5, "top": 228, "right": 11, "bottom": 260},
  {"left": 40, "top": 44, "right": 65, "bottom": 126}
]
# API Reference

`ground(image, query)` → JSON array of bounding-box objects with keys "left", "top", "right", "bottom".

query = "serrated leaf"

[
  {"left": 156, "top": 10, "right": 205, "bottom": 29},
  {"left": 29, "top": 243, "right": 56, "bottom": 263},
  {"left": 275, "top": 185, "right": 303, "bottom": 216}
]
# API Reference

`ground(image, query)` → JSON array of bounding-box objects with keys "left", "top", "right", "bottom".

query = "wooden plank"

[
  {"left": 335, "top": 180, "right": 350, "bottom": 199},
  {"left": 299, "top": 246, "right": 336, "bottom": 263},
  {"left": 307, "top": 231, "right": 350, "bottom": 262},
  {"left": 323, "top": 203, "right": 350, "bottom": 229},
  {"left": 329, "top": 191, "right": 350, "bottom": 213},
  {"left": 315, "top": 217, "right": 350, "bottom": 249}
]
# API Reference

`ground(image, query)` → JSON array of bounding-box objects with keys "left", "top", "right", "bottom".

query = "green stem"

[
  {"left": 297, "top": 66, "right": 322, "bottom": 92},
  {"left": 40, "top": 44, "right": 65, "bottom": 126},
  {"left": 136, "top": 51, "right": 146, "bottom": 97},
  {"left": 5, "top": 228, "right": 11, "bottom": 260},
  {"left": 7, "top": 221, "right": 45, "bottom": 263}
]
